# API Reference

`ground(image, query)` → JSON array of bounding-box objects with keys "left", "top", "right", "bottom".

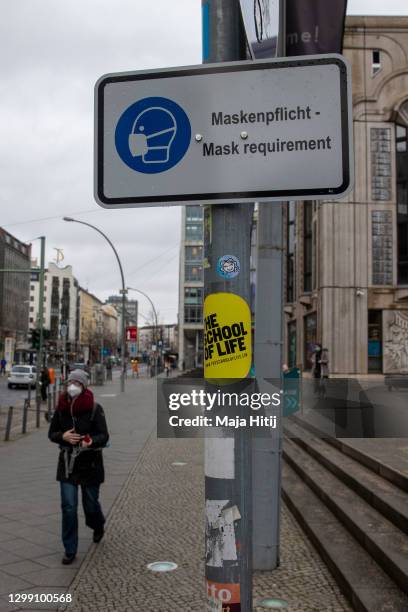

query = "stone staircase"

[{"left": 282, "top": 416, "right": 408, "bottom": 612}]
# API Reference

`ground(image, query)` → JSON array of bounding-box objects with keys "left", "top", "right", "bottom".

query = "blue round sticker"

[
  {"left": 217, "top": 255, "right": 241, "bottom": 279},
  {"left": 115, "top": 96, "right": 191, "bottom": 174}
]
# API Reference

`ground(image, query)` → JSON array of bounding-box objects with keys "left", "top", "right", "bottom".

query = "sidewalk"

[
  {"left": 0, "top": 375, "right": 156, "bottom": 612},
  {"left": 61, "top": 437, "right": 351, "bottom": 612},
  {"left": 0, "top": 374, "right": 352, "bottom": 612}
]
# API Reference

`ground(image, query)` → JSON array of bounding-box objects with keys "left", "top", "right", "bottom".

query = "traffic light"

[{"left": 30, "top": 329, "right": 40, "bottom": 350}]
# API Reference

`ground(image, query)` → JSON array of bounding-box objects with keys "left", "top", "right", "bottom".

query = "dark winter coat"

[
  {"left": 48, "top": 392, "right": 109, "bottom": 486},
  {"left": 40, "top": 369, "right": 51, "bottom": 387}
]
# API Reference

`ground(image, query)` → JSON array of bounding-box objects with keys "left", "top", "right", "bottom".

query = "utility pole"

[
  {"left": 100, "top": 321, "right": 104, "bottom": 363},
  {"left": 35, "top": 236, "right": 46, "bottom": 404},
  {"left": 252, "top": 0, "right": 286, "bottom": 570},
  {"left": 120, "top": 287, "right": 127, "bottom": 386},
  {"left": 62, "top": 328, "right": 67, "bottom": 379},
  {"left": 203, "top": 2, "right": 253, "bottom": 610}
]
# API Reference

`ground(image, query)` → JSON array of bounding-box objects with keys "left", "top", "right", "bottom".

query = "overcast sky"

[{"left": 1, "top": 1, "right": 407, "bottom": 324}]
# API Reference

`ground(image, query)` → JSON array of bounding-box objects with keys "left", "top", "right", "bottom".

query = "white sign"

[
  {"left": 95, "top": 55, "right": 353, "bottom": 208},
  {"left": 239, "top": 0, "right": 279, "bottom": 59}
]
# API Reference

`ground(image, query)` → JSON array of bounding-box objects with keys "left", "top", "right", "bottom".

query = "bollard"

[
  {"left": 52, "top": 383, "right": 56, "bottom": 411},
  {"left": 27, "top": 383, "right": 32, "bottom": 406},
  {"left": 36, "top": 395, "right": 41, "bottom": 428},
  {"left": 47, "top": 393, "right": 52, "bottom": 421},
  {"left": 5, "top": 406, "right": 13, "bottom": 441},
  {"left": 22, "top": 399, "right": 29, "bottom": 434}
]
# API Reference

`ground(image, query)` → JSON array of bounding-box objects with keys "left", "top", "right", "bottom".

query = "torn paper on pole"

[{"left": 206, "top": 500, "right": 241, "bottom": 567}]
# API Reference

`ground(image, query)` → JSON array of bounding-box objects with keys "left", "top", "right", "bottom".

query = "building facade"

[
  {"left": 106, "top": 294, "right": 138, "bottom": 350},
  {"left": 29, "top": 262, "right": 79, "bottom": 360},
  {"left": 78, "top": 288, "right": 104, "bottom": 363},
  {"left": 283, "top": 16, "right": 408, "bottom": 375},
  {"left": 138, "top": 324, "right": 178, "bottom": 351},
  {"left": 0, "top": 228, "right": 31, "bottom": 366},
  {"left": 178, "top": 205, "right": 204, "bottom": 369},
  {"left": 138, "top": 323, "right": 178, "bottom": 368},
  {"left": 101, "top": 303, "right": 119, "bottom": 357}
]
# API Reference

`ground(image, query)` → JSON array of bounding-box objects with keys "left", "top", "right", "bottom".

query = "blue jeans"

[{"left": 60, "top": 482, "right": 105, "bottom": 555}]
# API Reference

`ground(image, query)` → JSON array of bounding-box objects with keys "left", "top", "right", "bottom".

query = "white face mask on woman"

[{"left": 67, "top": 384, "right": 82, "bottom": 399}]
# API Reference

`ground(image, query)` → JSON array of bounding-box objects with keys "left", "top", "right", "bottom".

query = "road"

[
  {"left": 0, "top": 363, "right": 151, "bottom": 409},
  {"left": 0, "top": 374, "right": 30, "bottom": 408}
]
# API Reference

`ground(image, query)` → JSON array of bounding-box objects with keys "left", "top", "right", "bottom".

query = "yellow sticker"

[{"left": 204, "top": 293, "right": 252, "bottom": 380}]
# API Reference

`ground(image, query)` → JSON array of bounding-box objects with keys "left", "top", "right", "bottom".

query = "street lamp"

[
  {"left": 63, "top": 217, "right": 127, "bottom": 392},
  {"left": 127, "top": 287, "right": 158, "bottom": 377}
]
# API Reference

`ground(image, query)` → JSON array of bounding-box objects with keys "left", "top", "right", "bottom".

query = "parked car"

[{"left": 8, "top": 365, "right": 37, "bottom": 389}]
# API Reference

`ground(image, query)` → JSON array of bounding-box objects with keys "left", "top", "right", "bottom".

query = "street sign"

[
  {"left": 128, "top": 342, "right": 137, "bottom": 357},
  {"left": 60, "top": 324, "right": 67, "bottom": 338},
  {"left": 239, "top": 0, "right": 279, "bottom": 59},
  {"left": 95, "top": 55, "right": 353, "bottom": 208},
  {"left": 283, "top": 367, "right": 301, "bottom": 416}
]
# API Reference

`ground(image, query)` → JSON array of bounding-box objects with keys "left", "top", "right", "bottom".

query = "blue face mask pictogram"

[{"left": 115, "top": 97, "right": 191, "bottom": 174}]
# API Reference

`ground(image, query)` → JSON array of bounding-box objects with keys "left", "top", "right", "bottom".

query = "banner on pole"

[{"left": 286, "top": 0, "right": 348, "bottom": 56}]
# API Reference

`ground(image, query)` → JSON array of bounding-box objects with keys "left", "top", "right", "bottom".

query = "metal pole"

[
  {"left": 252, "top": 0, "right": 286, "bottom": 570},
  {"left": 22, "top": 399, "right": 28, "bottom": 434},
  {"left": 36, "top": 398, "right": 41, "bottom": 428},
  {"left": 127, "top": 287, "right": 158, "bottom": 376},
  {"left": 53, "top": 380, "right": 57, "bottom": 410},
  {"left": 120, "top": 288, "right": 127, "bottom": 386},
  {"left": 100, "top": 311, "right": 104, "bottom": 364},
  {"left": 5, "top": 406, "right": 13, "bottom": 441},
  {"left": 203, "top": 2, "right": 253, "bottom": 610},
  {"left": 63, "top": 218, "right": 127, "bottom": 392},
  {"left": 47, "top": 392, "right": 52, "bottom": 422},
  {"left": 35, "top": 236, "right": 46, "bottom": 415},
  {"left": 38, "top": 237, "right": 46, "bottom": 368},
  {"left": 63, "top": 332, "right": 67, "bottom": 380}
]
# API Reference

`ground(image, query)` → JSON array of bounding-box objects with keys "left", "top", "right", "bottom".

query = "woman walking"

[{"left": 48, "top": 369, "right": 109, "bottom": 565}]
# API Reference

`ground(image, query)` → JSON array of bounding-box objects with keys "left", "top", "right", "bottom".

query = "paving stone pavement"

[
  {"left": 60, "top": 434, "right": 353, "bottom": 612},
  {"left": 0, "top": 371, "right": 353, "bottom": 612},
  {"left": 0, "top": 375, "right": 156, "bottom": 612}
]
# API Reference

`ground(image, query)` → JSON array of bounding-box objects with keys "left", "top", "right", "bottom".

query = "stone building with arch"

[{"left": 284, "top": 16, "right": 408, "bottom": 375}]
